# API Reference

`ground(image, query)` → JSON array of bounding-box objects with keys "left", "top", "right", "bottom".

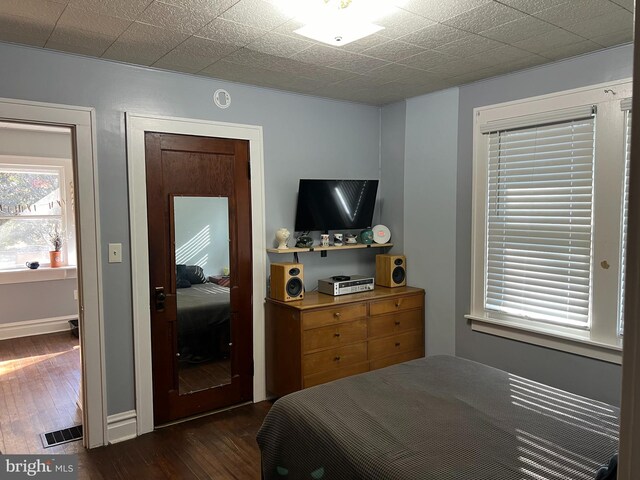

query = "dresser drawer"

[
  {"left": 368, "top": 331, "right": 423, "bottom": 361},
  {"left": 303, "top": 319, "right": 367, "bottom": 352},
  {"left": 369, "top": 350, "right": 424, "bottom": 371},
  {"left": 301, "top": 303, "right": 367, "bottom": 330},
  {"left": 370, "top": 294, "right": 423, "bottom": 316},
  {"left": 303, "top": 342, "right": 368, "bottom": 376},
  {"left": 368, "top": 309, "right": 423, "bottom": 339},
  {"left": 303, "top": 362, "right": 369, "bottom": 388}
]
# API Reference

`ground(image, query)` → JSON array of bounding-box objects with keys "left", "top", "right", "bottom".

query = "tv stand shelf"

[{"left": 267, "top": 243, "right": 393, "bottom": 254}]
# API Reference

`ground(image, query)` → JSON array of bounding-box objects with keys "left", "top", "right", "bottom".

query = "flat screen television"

[{"left": 294, "top": 179, "right": 379, "bottom": 232}]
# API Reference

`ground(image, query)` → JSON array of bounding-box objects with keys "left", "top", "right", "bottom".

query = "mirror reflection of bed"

[{"left": 173, "top": 196, "right": 231, "bottom": 395}]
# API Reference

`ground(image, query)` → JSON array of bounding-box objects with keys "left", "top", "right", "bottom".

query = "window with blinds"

[
  {"left": 619, "top": 106, "right": 632, "bottom": 334},
  {"left": 485, "top": 117, "right": 595, "bottom": 327}
]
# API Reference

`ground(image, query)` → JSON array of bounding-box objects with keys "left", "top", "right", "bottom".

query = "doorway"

[
  {"left": 145, "top": 132, "right": 253, "bottom": 424},
  {"left": 0, "top": 99, "right": 106, "bottom": 449},
  {"left": 127, "top": 114, "right": 267, "bottom": 435}
]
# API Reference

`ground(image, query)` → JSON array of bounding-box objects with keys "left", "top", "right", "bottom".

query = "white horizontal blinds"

[
  {"left": 485, "top": 116, "right": 596, "bottom": 327},
  {"left": 619, "top": 107, "right": 631, "bottom": 334}
]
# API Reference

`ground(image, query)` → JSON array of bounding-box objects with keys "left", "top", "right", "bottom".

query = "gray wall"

[
  {"left": 0, "top": 42, "right": 381, "bottom": 415},
  {"left": 455, "top": 44, "right": 633, "bottom": 406},
  {"left": 380, "top": 101, "right": 406, "bottom": 252},
  {"left": 404, "top": 88, "right": 458, "bottom": 356},
  {"left": 0, "top": 279, "right": 77, "bottom": 323}
]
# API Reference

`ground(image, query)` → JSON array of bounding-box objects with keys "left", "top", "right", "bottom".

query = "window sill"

[
  {"left": 465, "top": 314, "right": 623, "bottom": 365},
  {"left": 0, "top": 266, "right": 77, "bottom": 285}
]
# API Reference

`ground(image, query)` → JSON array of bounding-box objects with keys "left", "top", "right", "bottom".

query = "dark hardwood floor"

[
  {"left": 0, "top": 331, "right": 82, "bottom": 454},
  {"left": 78, "top": 402, "right": 271, "bottom": 479},
  {"left": 0, "top": 331, "right": 272, "bottom": 478}
]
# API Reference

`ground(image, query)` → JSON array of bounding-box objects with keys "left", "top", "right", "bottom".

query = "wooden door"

[{"left": 145, "top": 132, "right": 253, "bottom": 425}]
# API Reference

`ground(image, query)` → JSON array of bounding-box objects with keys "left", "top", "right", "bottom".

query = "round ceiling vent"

[{"left": 214, "top": 89, "right": 231, "bottom": 109}]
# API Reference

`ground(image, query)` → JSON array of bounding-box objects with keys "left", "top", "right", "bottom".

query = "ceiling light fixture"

[{"left": 275, "top": 0, "right": 406, "bottom": 46}]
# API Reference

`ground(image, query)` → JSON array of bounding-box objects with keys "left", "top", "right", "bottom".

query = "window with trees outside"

[
  {"left": 468, "top": 80, "right": 632, "bottom": 364},
  {"left": 0, "top": 158, "right": 75, "bottom": 271}
]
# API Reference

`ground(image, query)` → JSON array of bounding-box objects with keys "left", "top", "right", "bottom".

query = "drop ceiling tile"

[
  {"left": 56, "top": 6, "right": 132, "bottom": 38},
  {"left": 609, "top": 0, "right": 634, "bottom": 11},
  {"left": 0, "top": 0, "right": 65, "bottom": 23},
  {"left": 538, "top": 40, "right": 603, "bottom": 60},
  {"left": 137, "top": 1, "right": 217, "bottom": 35},
  {"left": 361, "top": 40, "right": 426, "bottom": 62},
  {"left": 290, "top": 44, "right": 348, "bottom": 66},
  {"left": 433, "top": 34, "right": 503, "bottom": 58},
  {"left": 0, "top": 13, "right": 56, "bottom": 46},
  {"left": 197, "top": 18, "right": 267, "bottom": 46},
  {"left": 220, "top": 0, "right": 291, "bottom": 30},
  {"left": 367, "top": 63, "right": 441, "bottom": 83},
  {"left": 244, "top": 32, "right": 315, "bottom": 58},
  {"left": 468, "top": 45, "right": 538, "bottom": 68},
  {"left": 327, "top": 52, "right": 390, "bottom": 75},
  {"left": 400, "top": 23, "right": 470, "bottom": 49},
  {"left": 495, "top": 0, "right": 570, "bottom": 15},
  {"left": 482, "top": 54, "right": 550, "bottom": 76},
  {"left": 46, "top": 26, "right": 117, "bottom": 56},
  {"left": 400, "top": 0, "right": 492, "bottom": 22},
  {"left": 443, "top": 2, "right": 525, "bottom": 34},
  {"left": 513, "top": 28, "right": 585, "bottom": 54},
  {"left": 533, "top": 1, "right": 623, "bottom": 28},
  {"left": 68, "top": 0, "right": 154, "bottom": 21},
  {"left": 340, "top": 34, "right": 388, "bottom": 53},
  {"left": 425, "top": 56, "right": 487, "bottom": 76},
  {"left": 223, "top": 47, "right": 294, "bottom": 69},
  {"left": 563, "top": 10, "right": 633, "bottom": 40},
  {"left": 102, "top": 22, "right": 189, "bottom": 65},
  {"left": 159, "top": 0, "right": 239, "bottom": 17},
  {"left": 480, "top": 16, "right": 556, "bottom": 44},
  {"left": 591, "top": 28, "right": 633, "bottom": 47},
  {"left": 375, "top": 9, "right": 435, "bottom": 39},
  {"left": 398, "top": 49, "right": 458, "bottom": 70},
  {"left": 154, "top": 35, "right": 238, "bottom": 72},
  {"left": 45, "top": 38, "right": 111, "bottom": 57},
  {"left": 331, "top": 75, "right": 393, "bottom": 89},
  {"left": 269, "top": 58, "right": 355, "bottom": 82}
]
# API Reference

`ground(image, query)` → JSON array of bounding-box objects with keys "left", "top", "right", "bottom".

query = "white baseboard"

[
  {"left": 107, "top": 410, "right": 137, "bottom": 444},
  {"left": 0, "top": 315, "right": 76, "bottom": 340}
]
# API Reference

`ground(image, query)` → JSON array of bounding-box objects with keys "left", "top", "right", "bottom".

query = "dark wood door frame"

[{"left": 127, "top": 114, "right": 267, "bottom": 436}]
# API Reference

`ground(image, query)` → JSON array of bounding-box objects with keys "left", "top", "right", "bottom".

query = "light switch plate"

[{"left": 108, "top": 243, "right": 122, "bottom": 263}]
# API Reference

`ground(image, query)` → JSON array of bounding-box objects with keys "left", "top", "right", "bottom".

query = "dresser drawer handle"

[
  {"left": 334, "top": 356, "right": 341, "bottom": 361},
  {"left": 394, "top": 320, "right": 401, "bottom": 326},
  {"left": 395, "top": 342, "right": 401, "bottom": 347},
  {"left": 395, "top": 301, "right": 401, "bottom": 308},
  {"left": 334, "top": 332, "right": 341, "bottom": 337},
  {"left": 334, "top": 312, "right": 341, "bottom": 318}
]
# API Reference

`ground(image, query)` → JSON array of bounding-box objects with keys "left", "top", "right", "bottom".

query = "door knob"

[{"left": 155, "top": 286, "right": 166, "bottom": 311}]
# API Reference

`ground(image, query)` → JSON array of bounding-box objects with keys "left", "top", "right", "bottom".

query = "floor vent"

[{"left": 40, "top": 425, "right": 83, "bottom": 448}]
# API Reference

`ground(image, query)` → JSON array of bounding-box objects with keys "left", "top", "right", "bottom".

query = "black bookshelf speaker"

[
  {"left": 270, "top": 262, "right": 304, "bottom": 302},
  {"left": 375, "top": 254, "right": 406, "bottom": 288}
]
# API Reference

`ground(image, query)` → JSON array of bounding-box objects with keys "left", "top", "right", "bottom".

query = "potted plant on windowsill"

[{"left": 49, "top": 227, "right": 64, "bottom": 268}]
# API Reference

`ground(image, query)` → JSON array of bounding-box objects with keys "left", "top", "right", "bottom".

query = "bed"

[
  {"left": 176, "top": 282, "right": 230, "bottom": 360},
  {"left": 257, "top": 356, "right": 618, "bottom": 480}
]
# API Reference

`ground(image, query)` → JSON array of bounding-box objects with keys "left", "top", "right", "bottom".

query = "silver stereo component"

[{"left": 318, "top": 275, "right": 375, "bottom": 296}]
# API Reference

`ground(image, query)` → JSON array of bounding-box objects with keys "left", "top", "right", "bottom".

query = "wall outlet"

[{"left": 108, "top": 243, "right": 122, "bottom": 263}]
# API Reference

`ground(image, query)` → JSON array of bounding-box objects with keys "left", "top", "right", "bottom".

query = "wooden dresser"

[{"left": 265, "top": 286, "right": 425, "bottom": 397}]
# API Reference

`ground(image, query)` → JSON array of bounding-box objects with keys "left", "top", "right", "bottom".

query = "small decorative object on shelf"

[
  {"left": 295, "top": 234, "right": 314, "bottom": 248},
  {"left": 372, "top": 224, "right": 391, "bottom": 244},
  {"left": 320, "top": 233, "right": 330, "bottom": 247},
  {"left": 49, "top": 226, "right": 64, "bottom": 268},
  {"left": 26, "top": 261, "right": 40, "bottom": 270},
  {"left": 275, "top": 227, "right": 291, "bottom": 250},
  {"left": 345, "top": 234, "right": 357, "bottom": 244},
  {"left": 333, "top": 233, "right": 343, "bottom": 246},
  {"left": 359, "top": 227, "right": 374, "bottom": 245}
]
